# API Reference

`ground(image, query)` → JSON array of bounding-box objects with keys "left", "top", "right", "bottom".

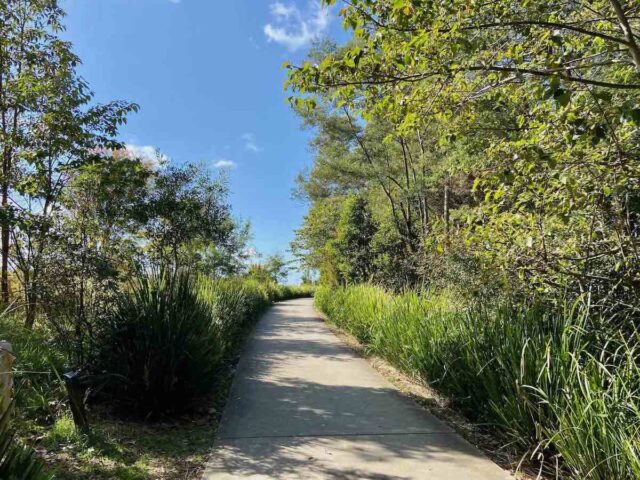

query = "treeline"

[
  {"left": 287, "top": 1, "right": 640, "bottom": 478},
  {"left": 288, "top": 0, "right": 640, "bottom": 314}
]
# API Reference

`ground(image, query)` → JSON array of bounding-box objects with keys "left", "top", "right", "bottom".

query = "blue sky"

[{"left": 61, "top": 0, "right": 343, "bottom": 282}]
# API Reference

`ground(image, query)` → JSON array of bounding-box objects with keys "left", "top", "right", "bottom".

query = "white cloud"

[
  {"left": 241, "top": 132, "right": 262, "bottom": 152},
  {"left": 264, "top": 2, "right": 330, "bottom": 51},
  {"left": 270, "top": 2, "right": 297, "bottom": 18},
  {"left": 168, "top": 0, "right": 181, "bottom": 4},
  {"left": 123, "top": 144, "right": 167, "bottom": 170},
  {"left": 213, "top": 159, "right": 237, "bottom": 169}
]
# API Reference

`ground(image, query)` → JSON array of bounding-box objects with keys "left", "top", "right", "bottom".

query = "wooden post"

[
  {"left": 64, "top": 371, "right": 90, "bottom": 434},
  {"left": 0, "top": 341, "right": 13, "bottom": 417}
]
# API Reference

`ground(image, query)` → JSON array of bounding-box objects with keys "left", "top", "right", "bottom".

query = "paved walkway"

[{"left": 204, "top": 298, "right": 511, "bottom": 479}]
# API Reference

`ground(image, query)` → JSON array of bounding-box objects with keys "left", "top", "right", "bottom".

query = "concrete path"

[{"left": 204, "top": 298, "right": 511, "bottom": 480}]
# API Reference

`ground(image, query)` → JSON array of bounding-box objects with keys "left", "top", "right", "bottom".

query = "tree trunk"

[
  {"left": 1, "top": 178, "right": 9, "bottom": 305},
  {"left": 25, "top": 281, "right": 37, "bottom": 329}
]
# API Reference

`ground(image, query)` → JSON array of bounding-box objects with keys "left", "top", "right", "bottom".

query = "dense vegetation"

[
  {"left": 316, "top": 286, "right": 640, "bottom": 478},
  {"left": 2, "top": 0, "right": 639, "bottom": 477},
  {"left": 286, "top": 0, "right": 640, "bottom": 477},
  {"left": 95, "top": 273, "right": 312, "bottom": 416},
  {"left": 289, "top": 0, "right": 640, "bottom": 308},
  {"left": 1, "top": 277, "right": 311, "bottom": 477}
]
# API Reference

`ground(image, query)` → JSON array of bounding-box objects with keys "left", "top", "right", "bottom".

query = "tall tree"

[
  {"left": 333, "top": 195, "right": 377, "bottom": 284},
  {"left": 0, "top": 0, "right": 136, "bottom": 315}
]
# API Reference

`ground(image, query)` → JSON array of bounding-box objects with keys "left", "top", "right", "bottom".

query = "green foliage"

[
  {"left": 316, "top": 285, "right": 640, "bottom": 478},
  {"left": 288, "top": 0, "right": 640, "bottom": 310},
  {"left": 292, "top": 9, "right": 640, "bottom": 473},
  {"left": 196, "top": 276, "right": 271, "bottom": 359},
  {"left": 94, "top": 271, "right": 223, "bottom": 415},
  {"left": 197, "top": 221, "right": 253, "bottom": 278},
  {"left": 244, "top": 264, "right": 275, "bottom": 284},
  {"left": 94, "top": 272, "right": 311, "bottom": 416},
  {"left": 0, "top": 383, "right": 52, "bottom": 480},
  {"left": 292, "top": 197, "right": 344, "bottom": 285},
  {"left": 145, "top": 163, "right": 235, "bottom": 271},
  {"left": 0, "top": 0, "right": 138, "bottom": 322},
  {"left": 0, "top": 410, "right": 52, "bottom": 480},
  {"left": 245, "top": 253, "right": 290, "bottom": 284},
  {"left": 263, "top": 254, "right": 289, "bottom": 284},
  {"left": 44, "top": 415, "right": 84, "bottom": 449},
  {"left": 0, "top": 312, "right": 65, "bottom": 420},
  {"left": 333, "top": 195, "right": 378, "bottom": 284},
  {"left": 266, "top": 282, "right": 316, "bottom": 301}
]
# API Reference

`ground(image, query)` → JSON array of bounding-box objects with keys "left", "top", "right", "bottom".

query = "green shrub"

[
  {"left": 272, "top": 283, "right": 316, "bottom": 301},
  {"left": 0, "top": 311, "right": 65, "bottom": 421},
  {"left": 95, "top": 272, "right": 222, "bottom": 415},
  {"left": 0, "top": 311, "right": 56, "bottom": 479},
  {"left": 0, "top": 396, "right": 51, "bottom": 479},
  {"left": 316, "top": 285, "right": 640, "bottom": 479},
  {"left": 243, "top": 280, "right": 315, "bottom": 303},
  {"left": 197, "top": 276, "right": 271, "bottom": 356}
]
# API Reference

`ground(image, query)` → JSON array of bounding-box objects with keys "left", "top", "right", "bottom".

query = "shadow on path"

[{"left": 204, "top": 299, "right": 511, "bottom": 480}]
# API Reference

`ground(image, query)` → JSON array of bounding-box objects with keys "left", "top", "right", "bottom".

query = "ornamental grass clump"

[
  {"left": 96, "top": 271, "right": 221, "bottom": 415},
  {"left": 197, "top": 276, "right": 270, "bottom": 356}
]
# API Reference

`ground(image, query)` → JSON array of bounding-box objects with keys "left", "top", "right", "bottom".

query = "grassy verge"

[
  {"left": 315, "top": 285, "right": 640, "bottom": 479},
  {"left": 3, "top": 277, "right": 313, "bottom": 479},
  {"left": 24, "top": 413, "right": 219, "bottom": 479}
]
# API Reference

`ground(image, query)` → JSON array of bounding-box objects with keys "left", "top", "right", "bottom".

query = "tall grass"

[
  {"left": 0, "top": 311, "right": 54, "bottom": 479},
  {"left": 95, "top": 272, "right": 222, "bottom": 415},
  {"left": 0, "top": 400, "right": 52, "bottom": 480},
  {"left": 243, "top": 279, "right": 316, "bottom": 303},
  {"left": 315, "top": 285, "right": 640, "bottom": 479}
]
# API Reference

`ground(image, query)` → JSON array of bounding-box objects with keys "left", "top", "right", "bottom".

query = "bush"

[
  {"left": 197, "top": 276, "right": 271, "bottom": 357},
  {"left": 315, "top": 285, "right": 640, "bottom": 479},
  {"left": 95, "top": 272, "right": 222, "bottom": 415},
  {"left": 0, "top": 405, "right": 51, "bottom": 480},
  {"left": 0, "top": 360, "right": 52, "bottom": 480},
  {"left": 244, "top": 280, "right": 315, "bottom": 303},
  {"left": 0, "top": 311, "right": 65, "bottom": 421}
]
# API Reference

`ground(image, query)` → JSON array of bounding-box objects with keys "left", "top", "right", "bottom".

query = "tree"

[
  {"left": 144, "top": 163, "right": 234, "bottom": 274},
  {"left": 333, "top": 195, "right": 377, "bottom": 284},
  {"left": 292, "top": 197, "right": 343, "bottom": 285},
  {"left": 196, "top": 219, "right": 252, "bottom": 278},
  {"left": 246, "top": 253, "right": 290, "bottom": 284},
  {"left": 264, "top": 253, "right": 289, "bottom": 284},
  {"left": 14, "top": 149, "right": 146, "bottom": 329},
  {"left": 287, "top": 0, "right": 640, "bottom": 309},
  {"left": 291, "top": 96, "right": 478, "bottom": 289},
  {"left": 0, "top": 0, "right": 136, "bottom": 321}
]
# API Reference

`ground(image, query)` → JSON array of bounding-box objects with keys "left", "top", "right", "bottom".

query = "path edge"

[{"left": 312, "top": 302, "right": 534, "bottom": 480}]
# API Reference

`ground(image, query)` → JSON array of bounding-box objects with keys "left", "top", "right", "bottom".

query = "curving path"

[{"left": 203, "top": 298, "right": 512, "bottom": 479}]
